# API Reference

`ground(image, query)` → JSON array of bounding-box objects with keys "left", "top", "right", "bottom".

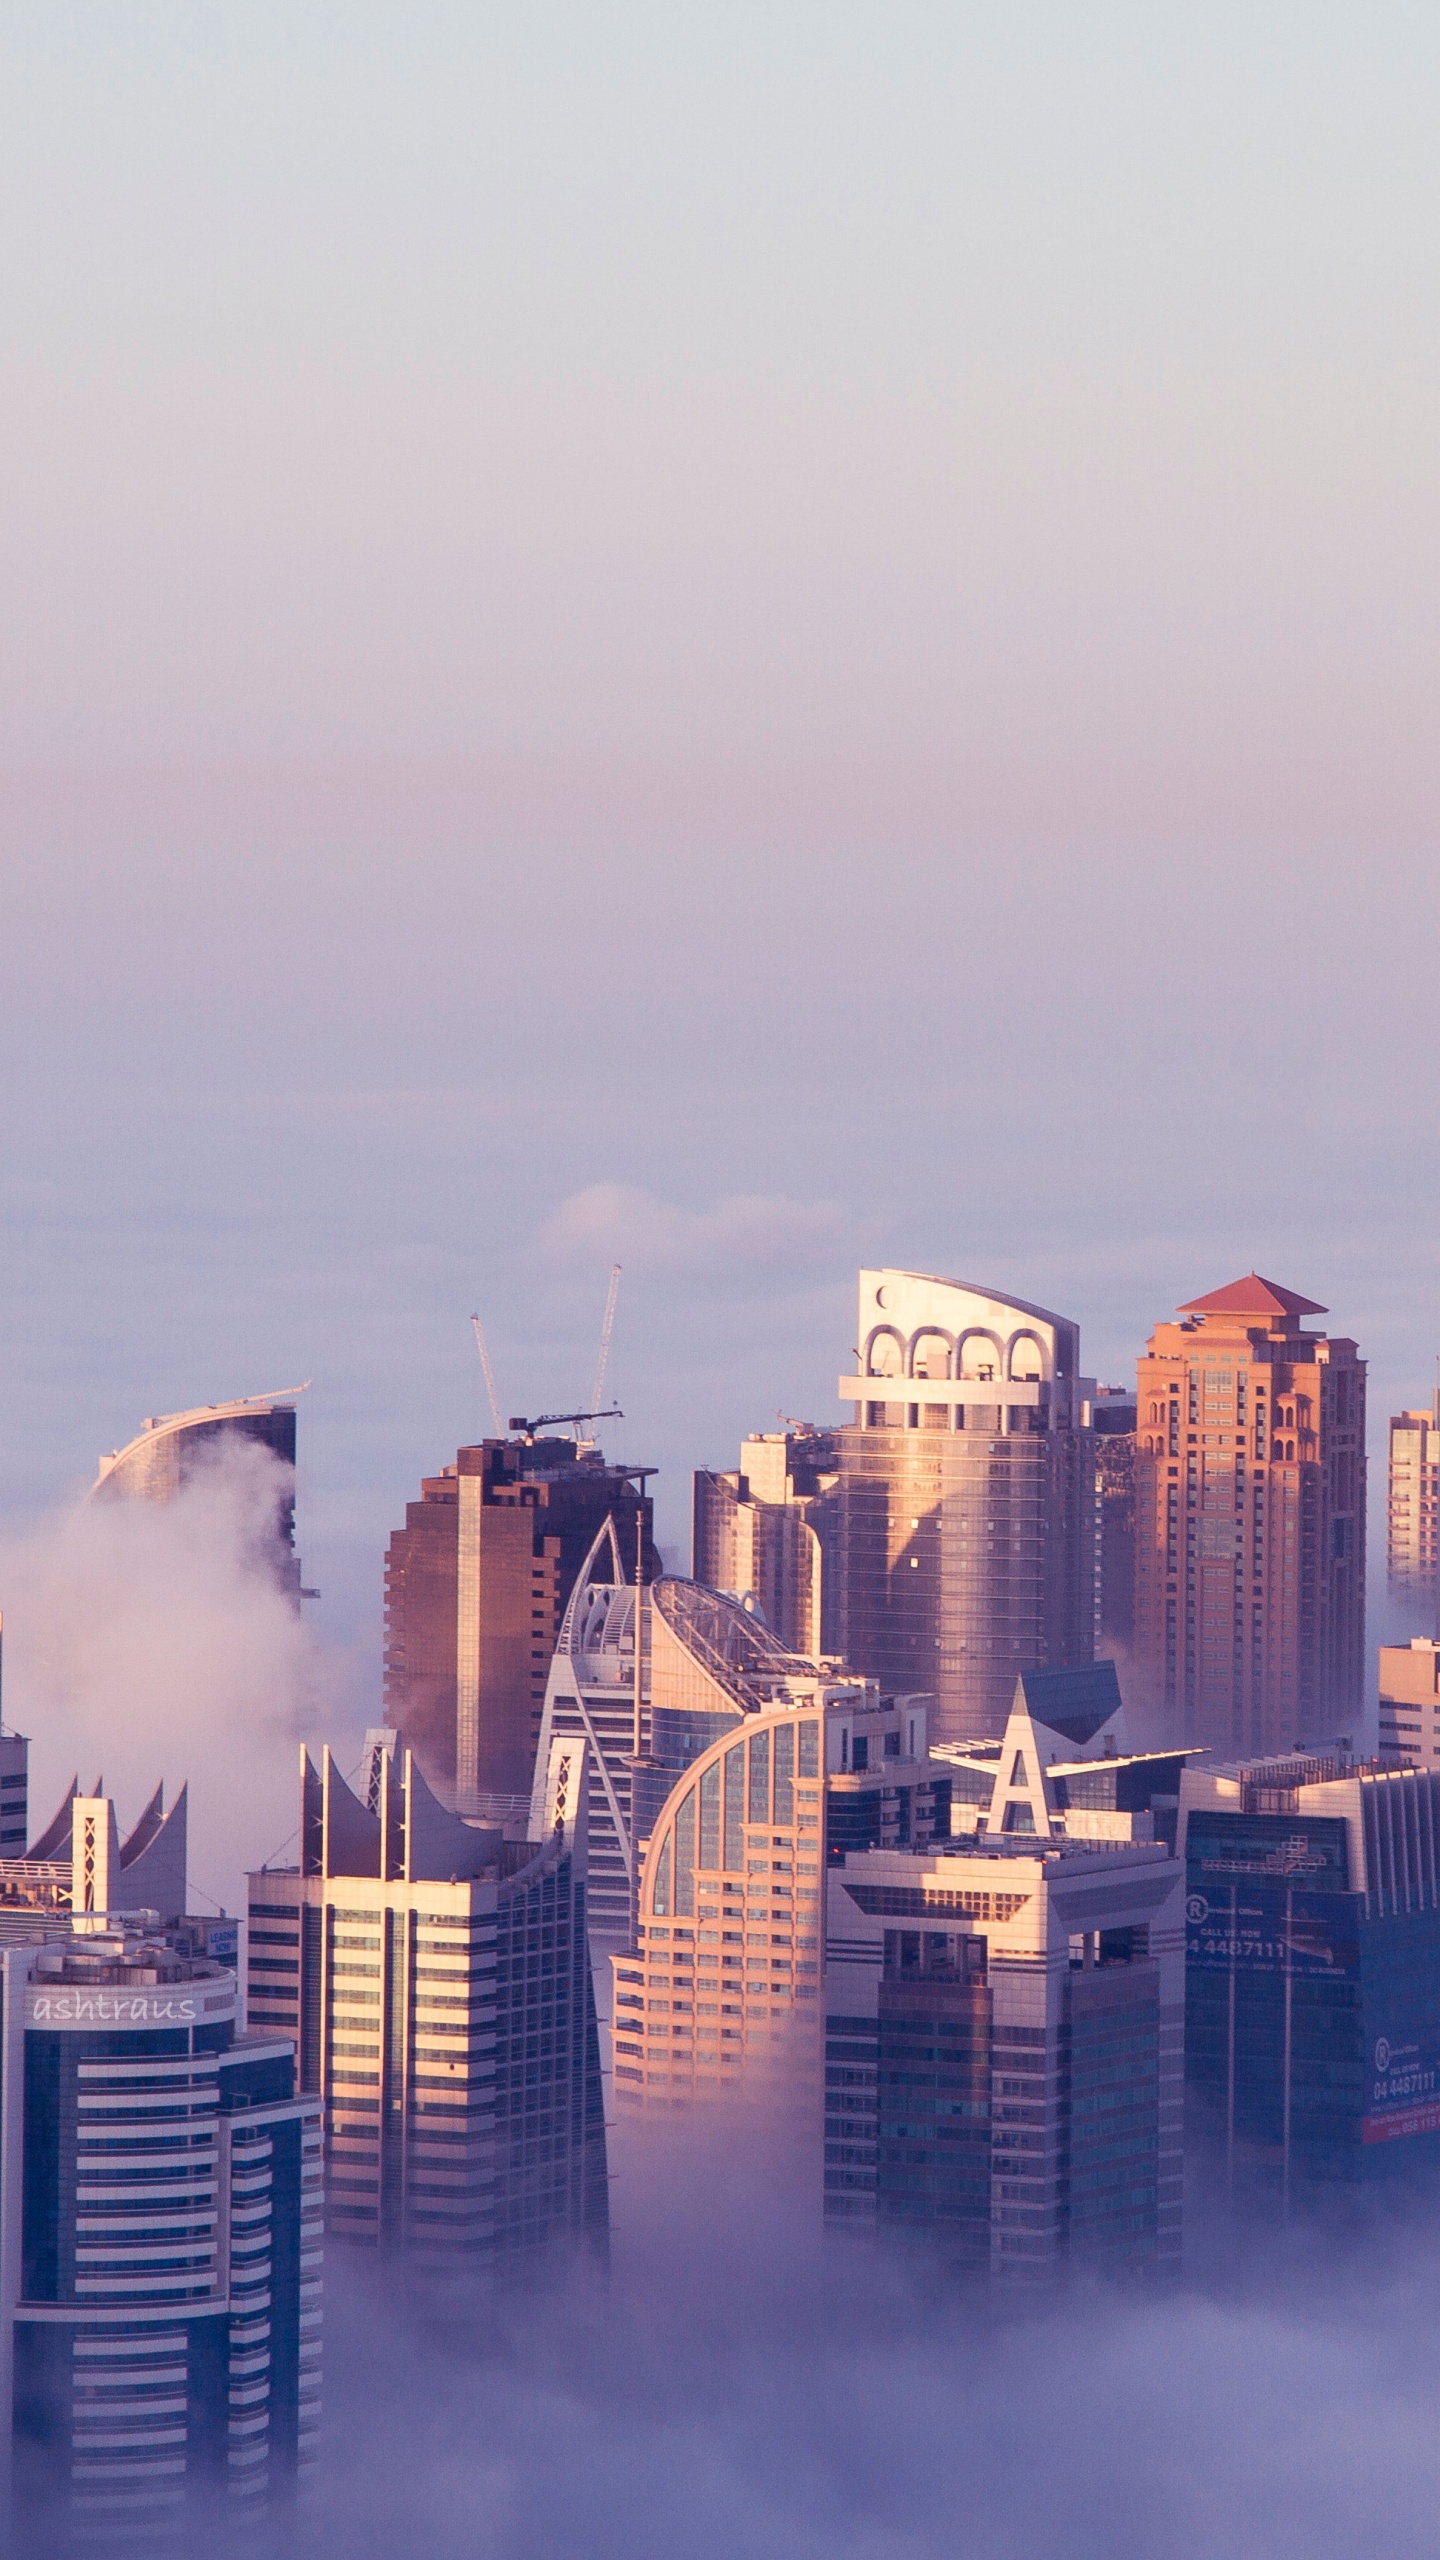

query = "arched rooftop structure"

[
  {"left": 95, "top": 1386, "right": 309, "bottom": 1498},
  {"left": 94, "top": 1387, "right": 308, "bottom": 1598}
]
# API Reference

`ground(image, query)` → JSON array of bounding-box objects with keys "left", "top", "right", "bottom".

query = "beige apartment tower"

[
  {"left": 692, "top": 1430, "right": 837, "bottom": 1656},
  {"left": 1132, "top": 1274, "right": 1366, "bottom": 1756},
  {"left": 1387, "top": 1396, "right": 1439, "bottom": 1613}
]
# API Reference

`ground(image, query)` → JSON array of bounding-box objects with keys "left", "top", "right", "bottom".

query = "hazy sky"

[{"left": 2, "top": 4, "right": 1437, "bottom": 1687}]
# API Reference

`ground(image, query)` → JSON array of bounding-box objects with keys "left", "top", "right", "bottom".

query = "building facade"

[
  {"left": 609, "top": 1676, "right": 1184, "bottom": 2280},
  {"left": 383, "top": 1436, "right": 657, "bottom": 1816},
  {"left": 692, "top": 1430, "right": 839, "bottom": 1657},
  {"left": 1180, "top": 1751, "right": 1440, "bottom": 2199},
  {"left": 530, "top": 1526, "right": 876, "bottom": 2106},
  {"left": 2, "top": 1934, "right": 319, "bottom": 2553},
  {"left": 825, "top": 1830, "right": 1184, "bottom": 2281},
  {"left": 93, "top": 1391, "right": 307, "bottom": 1600},
  {"left": 1387, "top": 1399, "right": 1439, "bottom": 1614},
  {"left": 1132, "top": 1275, "right": 1366, "bottom": 1757},
  {"left": 245, "top": 1734, "right": 607, "bottom": 2266},
  {"left": 1378, "top": 1641, "right": 1440, "bottom": 1769},
  {"left": 1093, "top": 1387, "right": 1137, "bottom": 1653},
  {"left": 830, "top": 1269, "right": 1098, "bottom": 1745}
]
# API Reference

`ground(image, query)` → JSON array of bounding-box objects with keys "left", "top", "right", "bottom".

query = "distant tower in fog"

[
  {"left": 94, "top": 1387, "right": 308, "bottom": 1599},
  {"left": 1388, "top": 1391, "right": 1440, "bottom": 1619}
]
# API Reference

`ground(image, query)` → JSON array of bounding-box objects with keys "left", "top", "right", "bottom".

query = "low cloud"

[
  {"left": 313, "top": 2165, "right": 1440, "bottom": 2560},
  {"left": 0, "top": 1443, "right": 363, "bottom": 1917},
  {"left": 539, "top": 1183, "right": 848, "bottom": 1278}
]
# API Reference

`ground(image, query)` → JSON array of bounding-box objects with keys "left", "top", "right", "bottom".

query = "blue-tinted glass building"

[
  {"left": 1, "top": 1934, "right": 320, "bottom": 2553},
  {"left": 1180, "top": 1754, "right": 1440, "bottom": 2198}
]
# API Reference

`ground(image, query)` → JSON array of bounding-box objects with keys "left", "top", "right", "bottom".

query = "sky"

[{"left": 2, "top": 1, "right": 1438, "bottom": 1706}]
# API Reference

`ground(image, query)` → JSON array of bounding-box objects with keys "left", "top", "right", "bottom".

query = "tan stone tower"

[{"left": 1132, "top": 1274, "right": 1365, "bottom": 1755}]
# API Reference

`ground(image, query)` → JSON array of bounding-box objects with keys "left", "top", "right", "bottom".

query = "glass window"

[
  {"left": 652, "top": 1833, "right": 672, "bottom": 1917},
  {"left": 773, "top": 1723, "right": 794, "bottom": 1824},
  {"left": 699, "top": 1762, "right": 721, "bottom": 1871},
  {"left": 749, "top": 1730, "right": 770, "bottom": 1825},
  {"left": 675, "top": 1790, "right": 696, "bottom": 1917},
  {"left": 724, "top": 1746, "right": 745, "bottom": 1871}
]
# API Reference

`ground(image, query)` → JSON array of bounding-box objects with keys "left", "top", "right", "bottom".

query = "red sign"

[{"left": 1362, "top": 2099, "right": 1440, "bottom": 2144}]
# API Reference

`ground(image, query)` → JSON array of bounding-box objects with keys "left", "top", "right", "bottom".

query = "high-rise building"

[
  {"left": 1387, "top": 1397, "right": 1439, "bottom": 1614},
  {"left": 610, "top": 1672, "right": 1184, "bottom": 2280},
  {"left": 1378, "top": 1640, "right": 1440, "bottom": 1769},
  {"left": 1132, "top": 1275, "right": 1366, "bottom": 1757},
  {"left": 692, "top": 1430, "right": 839, "bottom": 1656},
  {"left": 530, "top": 1524, "right": 874, "bottom": 2103},
  {"left": 1180, "top": 1749, "right": 1440, "bottom": 2198},
  {"left": 383, "top": 1436, "right": 657, "bottom": 1817},
  {"left": 93, "top": 1389, "right": 308, "bottom": 1600},
  {"left": 2, "top": 1932, "right": 320, "bottom": 2552},
  {"left": 831, "top": 1268, "right": 1097, "bottom": 1745},
  {"left": 245, "top": 1732, "right": 607, "bottom": 2265}
]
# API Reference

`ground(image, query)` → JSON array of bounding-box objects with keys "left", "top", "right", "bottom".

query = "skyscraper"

[
  {"left": 692, "top": 1429, "right": 839, "bottom": 1656},
  {"left": 529, "top": 1522, "right": 875, "bottom": 2108},
  {"left": 1181, "top": 1748, "right": 1440, "bottom": 2199},
  {"left": 611, "top": 1672, "right": 1185, "bottom": 2281},
  {"left": 1132, "top": 1275, "right": 1366, "bottom": 1756},
  {"left": 383, "top": 1435, "right": 657, "bottom": 1816},
  {"left": 3, "top": 1933, "right": 320, "bottom": 2551},
  {"left": 1387, "top": 1395, "right": 1439, "bottom": 1615},
  {"left": 245, "top": 1732, "right": 607, "bottom": 2264},
  {"left": 93, "top": 1389, "right": 307, "bottom": 1599},
  {"left": 831, "top": 1269, "right": 1097, "bottom": 1745}
]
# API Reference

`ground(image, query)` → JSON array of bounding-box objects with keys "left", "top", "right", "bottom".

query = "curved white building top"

[
  {"left": 839, "top": 1268, "right": 1083, "bottom": 1426},
  {"left": 94, "top": 1385, "right": 310, "bottom": 1492}
]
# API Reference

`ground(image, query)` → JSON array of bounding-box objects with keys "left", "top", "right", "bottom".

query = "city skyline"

[{"left": 4, "top": 3, "right": 1439, "bottom": 2551}]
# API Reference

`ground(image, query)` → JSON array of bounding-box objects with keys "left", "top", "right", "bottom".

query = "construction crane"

[
  {"left": 506, "top": 1406, "right": 622, "bottom": 1446},
  {"left": 470, "top": 1314, "right": 504, "bottom": 1434},
  {"left": 590, "top": 1264, "right": 622, "bottom": 1416}
]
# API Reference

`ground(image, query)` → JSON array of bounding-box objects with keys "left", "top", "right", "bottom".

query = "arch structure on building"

[
  {"left": 840, "top": 1271, "right": 1081, "bottom": 1428},
  {"left": 94, "top": 1386, "right": 310, "bottom": 1498},
  {"left": 528, "top": 1517, "right": 644, "bottom": 1976},
  {"left": 530, "top": 1525, "right": 876, "bottom": 2112},
  {"left": 611, "top": 1698, "right": 827, "bottom": 2107}
]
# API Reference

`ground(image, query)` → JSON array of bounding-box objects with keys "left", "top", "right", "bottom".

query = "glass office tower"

[
  {"left": 1180, "top": 1751, "right": 1440, "bottom": 2199},
  {"left": 2, "top": 1935, "right": 320, "bottom": 2553},
  {"left": 832, "top": 1269, "right": 1098, "bottom": 1746}
]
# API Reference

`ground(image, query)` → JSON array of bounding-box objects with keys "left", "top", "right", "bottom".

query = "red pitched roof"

[{"left": 1177, "top": 1273, "right": 1327, "bottom": 1320}]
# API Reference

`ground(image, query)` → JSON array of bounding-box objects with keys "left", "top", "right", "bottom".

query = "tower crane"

[
  {"left": 469, "top": 1313, "right": 504, "bottom": 1435},
  {"left": 590, "top": 1264, "right": 622, "bottom": 1417},
  {"left": 506, "top": 1407, "right": 622, "bottom": 1446}
]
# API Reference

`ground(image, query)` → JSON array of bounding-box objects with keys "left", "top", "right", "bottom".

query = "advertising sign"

[
  {"left": 1362, "top": 2029, "right": 1440, "bottom": 2144},
  {"left": 1184, "top": 1882, "right": 1357, "bottom": 1980}
]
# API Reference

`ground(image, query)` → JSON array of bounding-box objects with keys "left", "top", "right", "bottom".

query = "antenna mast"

[
  {"left": 590, "top": 1264, "right": 622, "bottom": 1417},
  {"left": 469, "top": 1314, "right": 504, "bottom": 1435}
]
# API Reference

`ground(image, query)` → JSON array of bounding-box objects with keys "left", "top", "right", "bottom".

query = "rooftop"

[
  {"left": 1177, "top": 1273, "right": 1326, "bottom": 1320},
  {"left": 31, "top": 1937, "right": 230, "bottom": 1988}
]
